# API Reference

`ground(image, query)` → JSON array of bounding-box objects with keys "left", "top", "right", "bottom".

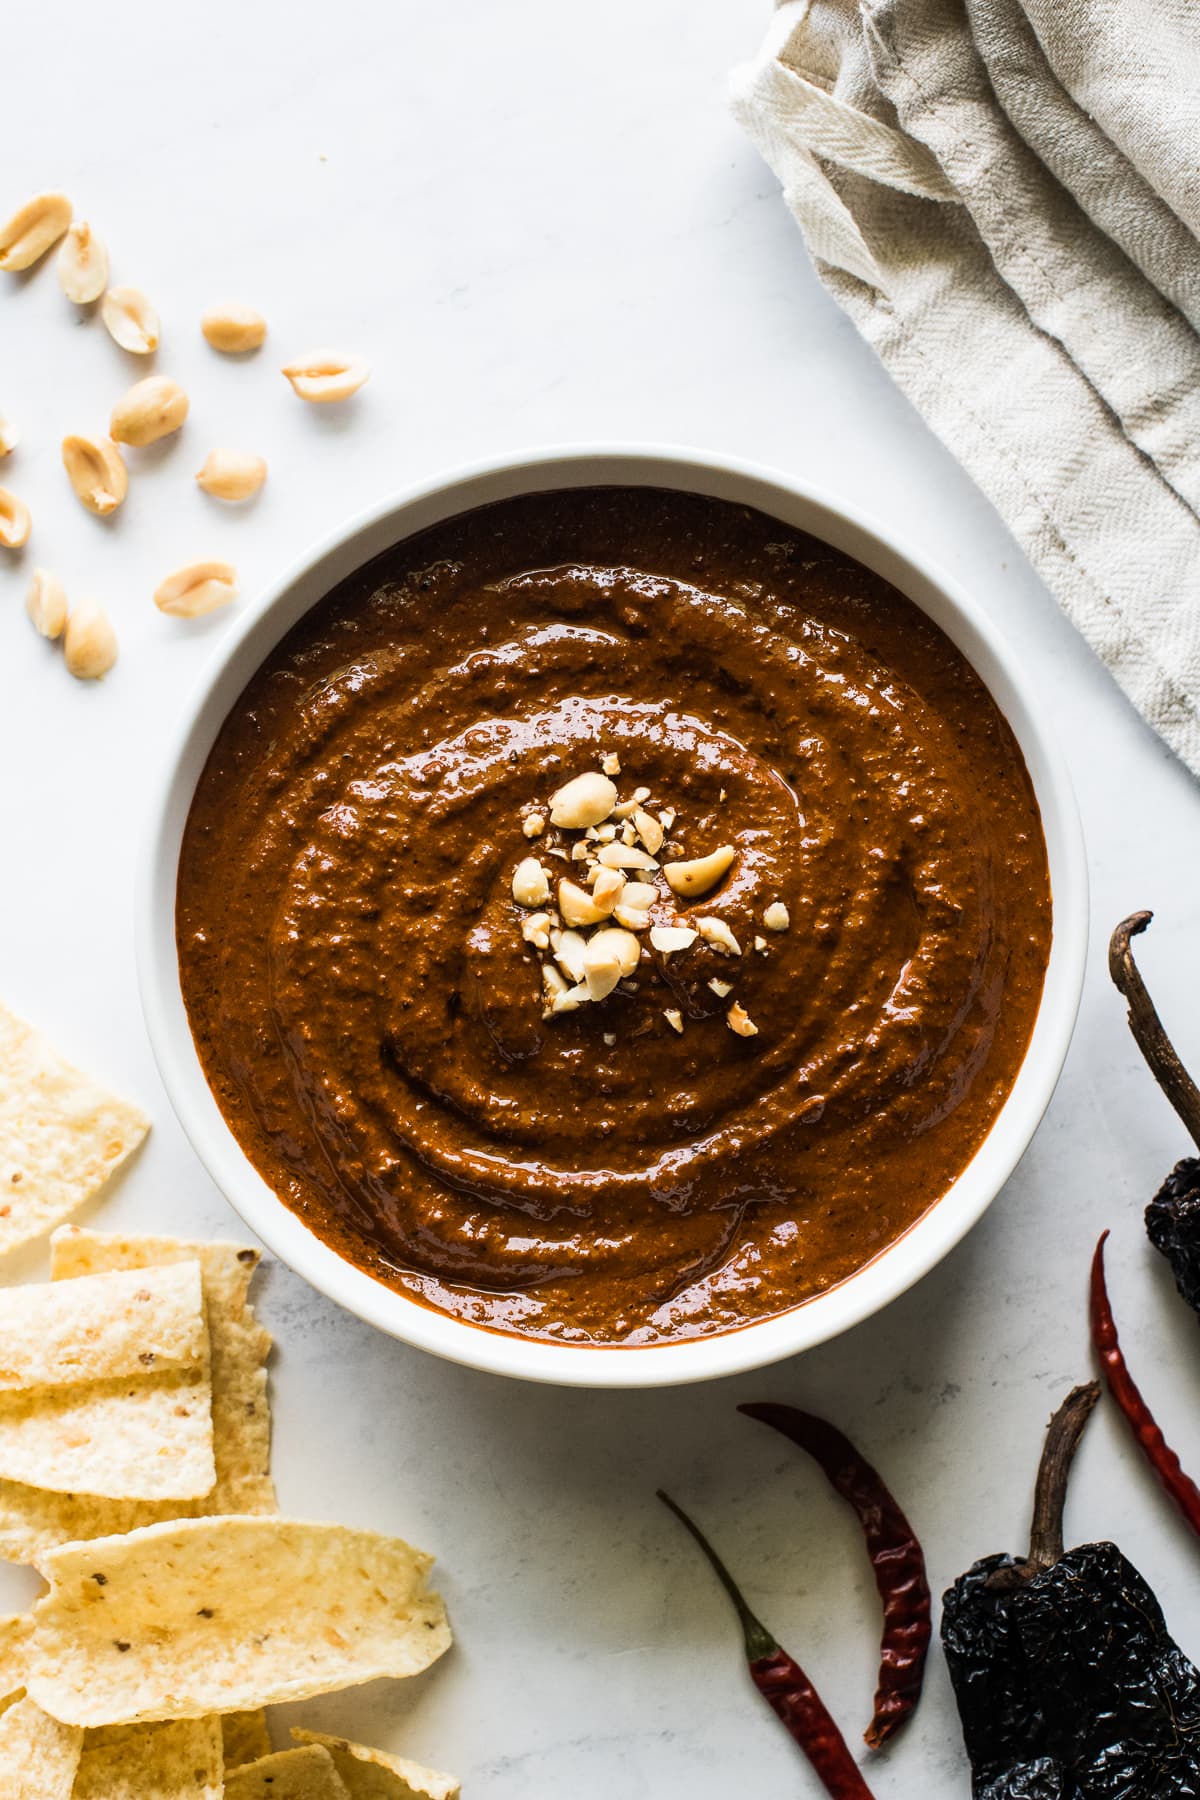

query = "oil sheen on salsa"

[{"left": 177, "top": 488, "right": 1052, "bottom": 1345}]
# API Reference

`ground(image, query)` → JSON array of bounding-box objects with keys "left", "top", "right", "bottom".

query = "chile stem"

[
  {"left": 1025, "top": 1381, "right": 1100, "bottom": 1572},
  {"left": 656, "top": 1489, "right": 777, "bottom": 1661},
  {"left": 1109, "top": 912, "right": 1200, "bottom": 1154}
]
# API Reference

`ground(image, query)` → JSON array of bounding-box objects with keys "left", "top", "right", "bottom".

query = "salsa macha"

[{"left": 177, "top": 487, "right": 1051, "bottom": 1345}]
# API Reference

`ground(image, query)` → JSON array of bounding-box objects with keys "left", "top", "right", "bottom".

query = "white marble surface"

[{"left": 4, "top": 2, "right": 1200, "bottom": 1792}]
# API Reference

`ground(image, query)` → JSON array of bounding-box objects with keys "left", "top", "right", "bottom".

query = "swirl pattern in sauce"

[{"left": 177, "top": 489, "right": 1051, "bottom": 1344}]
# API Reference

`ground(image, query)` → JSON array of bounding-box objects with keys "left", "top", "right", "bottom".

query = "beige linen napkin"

[{"left": 731, "top": 0, "right": 1200, "bottom": 774}]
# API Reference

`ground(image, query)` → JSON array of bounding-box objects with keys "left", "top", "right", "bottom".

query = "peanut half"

[
  {"left": 550, "top": 771, "right": 617, "bottom": 829},
  {"left": 101, "top": 286, "right": 160, "bottom": 354},
  {"left": 201, "top": 303, "right": 267, "bottom": 354},
  {"left": 0, "top": 192, "right": 72, "bottom": 271},
  {"left": 512, "top": 858, "right": 550, "bottom": 908},
  {"left": 26, "top": 569, "right": 68, "bottom": 638},
  {"left": 154, "top": 561, "right": 238, "bottom": 619},
  {"left": 63, "top": 599, "right": 118, "bottom": 679},
  {"left": 664, "top": 844, "right": 735, "bottom": 899},
  {"left": 195, "top": 448, "right": 267, "bottom": 501},
  {"left": 0, "top": 489, "right": 31, "bottom": 549},
  {"left": 281, "top": 349, "right": 370, "bottom": 403},
  {"left": 62, "top": 435, "right": 128, "bottom": 516},
  {"left": 763, "top": 901, "right": 790, "bottom": 931},
  {"left": 57, "top": 221, "right": 109, "bottom": 304},
  {"left": 110, "top": 376, "right": 189, "bottom": 447}
]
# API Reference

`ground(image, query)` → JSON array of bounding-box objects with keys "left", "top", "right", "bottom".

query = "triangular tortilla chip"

[
  {"left": 0, "top": 1263, "right": 213, "bottom": 1500},
  {"left": 226, "top": 1744, "right": 349, "bottom": 1798},
  {"left": 0, "top": 1234, "right": 272, "bottom": 1560},
  {"left": 0, "top": 1694, "right": 81, "bottom": 1799},
  {"left": 0, "top": 1004, "right": 148, "bottom": 1255},
  {"left": 25, "top": 1515, "right": 450, "bottom": 1726},
  {"left": 292, "top": 1728, "right": 460, "bottom": 1798},
  {"left": 74, "top": 1717, "right": 222, "bottom": 1798},
  {"left": 222, "top": 1708, "right": 272, "bottom": 1769}
]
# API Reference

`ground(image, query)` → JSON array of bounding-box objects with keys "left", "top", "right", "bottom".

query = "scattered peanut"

[
  {"left": 512, "top": 857, "right": 551, "bottom": 908},
  {"left": 601, "top": 752, "right": 621, "bottom": 776},
  {"left": 201, "top": 303, "right": 267, "bottom": 354},
  {"left": 0, "top": 192, "right": 72, "bottom": 271},
  {"left": 63, "top": 598, "right": 117, "bottom": 679},
  {"left": 658, "top": 808, "right": 677, "bottom": 832},
  {"left": 101, "top": 285, "right": 160, "bottom": 354},
  {"left": 61, "top": 434, "right": 128, "bottom": 516},
  {"left": 633, "top": 807, "right": 664, "bottom": 855},
  {"left": 521, "top": 911, "right": 552, "bottom": 951},
  {"left": 649, "top": 925, "right": 697, "bottom": 954},
  {"left": 195, "top": 448, "right": 267, "bottom": 501},
  {"left": 0, "top": 489, "right": 31, "bottom": 549},
  {"left": 549, "top": 771, "right": 616, "bottom": 830},
  {"left": 57, "top": 221, "right": 108, "bottom": 304},
  {"left": 754, "top": 935, "right": 768, "bottom": 953},
  {"left": 664, "top": 844, "right": 736, "bottom": 899},
  {"left": 551, "top": 929, "right": 588, "bottom": 984},
  {"left": 590, "top": 866, "right": 626, "bottom": 915},
  {"left": 522, "top": 812, "right": 545, "bottom": 840},
  {"left": 0, "top": 414, "right": 16, "bottom": 456},
  {"left": 583, "top": 927, "right": 640, "bottom": 1000},
  {"left": 597, "top": 842, "right": 658, "bottom": 871},
  {"left": 281, "top": 349, "right": 370, "bottom": 403},
  {"left": 727, "top": 1001, "right": 759, "bottom": 1038},
  {"left": 110, "top": 376, "right": 189, "bottom": 447},
  {"left": 764, "top": 902, "right": 790, "bottom": 932},
  {"left": 663, "top": 1009, "right": 684, "bottom": 1034},
  {"left": 614, "top": 903, "right": 652, "bottom": 931},
  {"left": 621, "top": 882, "right": 657, "bottom": 911},
  {"left": 558, "top": 877, "right": 611, "bottom": 928},
  {"left": 696, "top": 916, "right": 741, "bottom": 956},
  {"left": 709, "top": 978, "right": 733, "bottom": 999},
  {"left": 153, "top": 560, "right": 238, "bottom": 618},
  {"left": 25, "top": 569, "right": 68, "bottom": 638}
]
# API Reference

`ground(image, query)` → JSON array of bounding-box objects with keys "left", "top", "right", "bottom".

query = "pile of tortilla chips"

[{"left": 0, "top": 1010, "right": 460, "bottom": 1795}]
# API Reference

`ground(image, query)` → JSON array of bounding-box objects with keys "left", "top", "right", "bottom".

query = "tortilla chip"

[
  {"left": 0, "top": 1262, "right": 214, "bottom": 1501},
  {"left": 0, "top": 1367, "right": 214, "bottom": 1501},
  {"left": 0, "top": 1261, "right": 206, "bottom": 1389},
  {"left": 0, "top": 1694, "right": 82, "bottom": 1799},
  {"left": 222, "top": 1708, "right": 273, "bottom": 1769},
  {"left": 0, "top": 1612, "right": 30, "bottom": 1703},
  {"left": 74, "top": 1717, "right": 222, "bottom": 1798},
  {"left": 25, "top": 1515, "right": 450, "bottom": 1726},
  {"left": 292, "top": 1729, "right": 460, "bottom": 1799},
  {"left": 0, "top": 1004, "right": 148, "bottom": 1256},
  {"left": 52, "top": 1231, "right": 274, "bottom": 1515},
  {"left": 225, "top": 1745, "right": 349, "bottom": 1799},
  {"left": 0, "top": 1235, "right": 273, "bottom": 1560}
]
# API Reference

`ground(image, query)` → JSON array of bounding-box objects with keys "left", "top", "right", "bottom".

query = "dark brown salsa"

[{"left": 177, "top": 487, "right": 1051, "bottom": 1345}]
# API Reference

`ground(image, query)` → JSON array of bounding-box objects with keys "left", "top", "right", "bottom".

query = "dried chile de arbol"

[
  {"left": 1109, "top": 910, "right": 1200, "bottom": 1312},
  {"left": 738, "top": 1403, "right": 929, "bottom": 1747},
  {"left": 1090, "top": 1228, "right": 1200, "bottom": 1537},
  {"left": 657, "top": 1490, "right": 877, "bottom": 1799},
  {"left": 942, "top": 1382, "right": 1200, "bottom": 1796}
]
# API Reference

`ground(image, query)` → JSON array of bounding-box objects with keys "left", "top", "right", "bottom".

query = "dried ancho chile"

[
  {"left": 739, "top": 1402, "right": 930, "bottom": 1747},
  {"left": 657, "top": 1490, "right": 877, "bottom": 1798},
  {"left": 1109, "top": 910, "right": 1200, "bottom": 1313},
  {"left": 942, "top": 1382, "right": 1200, "bottom": 1796}
]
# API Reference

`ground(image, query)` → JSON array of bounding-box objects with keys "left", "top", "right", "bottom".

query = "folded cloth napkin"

[{"left": 731, "top": 0, "right": 1200, "bottom": 775}]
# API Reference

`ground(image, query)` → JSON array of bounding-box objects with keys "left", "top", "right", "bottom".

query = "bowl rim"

[{"left": 137, "top": 442, "right": 1088, "bottom": 1388}]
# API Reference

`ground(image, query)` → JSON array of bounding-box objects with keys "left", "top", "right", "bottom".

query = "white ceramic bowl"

[{"left": 139, "top": 446, "right": 1087, "bottom": 1388}]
